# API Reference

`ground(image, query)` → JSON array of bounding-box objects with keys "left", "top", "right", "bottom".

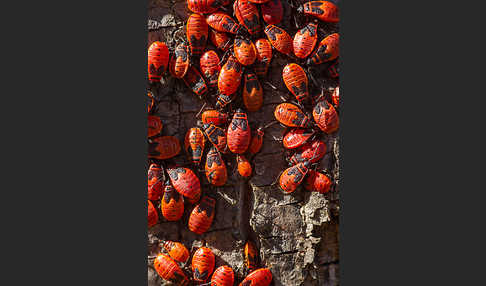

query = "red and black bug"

[
  {"left": 200, "top": 50, "right": 221, "bottom": 89},
  {"left": 202, "top": 123, "right": 229, "bottom": 154},
  {"left": 237, "top": 154, "right": 252, "bottom": 178},
  {"left": 274, "top": 103, "right": 311, "bottom": 128},
  {"left": 148, "top": 115, "right": 163, "bottom": 137},
  {"left": 264, "top": 25, "right": 293, "bottom": 56},
  {"left": 202, "top": 109, "right": 229, "bottom": 126},
  {"left": 227, "top": 109, "right": 251, "bottom": 154},
  {"left": 289, "top": 139, "right": 326, "bottom": 165},
  {"left": 254, "top": 38, "right": 273, "bottom": 78},
  {"left": 210, "top": 29, "right": 233, "bottom": 52},
  {"left": 192, "top": 247, "right": 216, "bottom": 282},
  {"left": 161, "top": 182, "right": 185, "bottom": 221},
  {"left": 261, "top": 0, "right": 284, "bottom": 26},
  {"left": 184, "top": 127, "right": 206, "bottom": 166},
  {"left": 205, "top": 146, "right": 228, "bottom": 186},
  {"left": 211, "top": 265, "right": 235, "bottom": 286},
  {"left": 234, "top": 38, "right": 257, "bottom": 66},
  {"left": 244, "top": 240, "right": 259, "bottom": 274},
  {"left": 327, "top": 61, "right": 339, "bottom": 78},
  {"left": 148, "top": 163, "right": 165, "bottom": 201},
  {"left": 162, "top": 241, "right": 190, "bottom": 264},
  {"left": 304, "top": 170, "right": 331, "bottom": 194},
  {"left": 332, "top": 86, "right": 339, "bottom": 106},
  {"left": 148, "top": 199, "right": 158, "bottom": 228},
  {"left": 248, "top": 126, "right": 264, "bottom": 155},
  {"left": 167, "top": 167, "right": 201, "bottom": 201},
  {"left": 282, "top": 128, "right": 315, "bottom": 149},
  {"left": 278, "top": 160, "right": 312, "bottom": 193},
  {"left": 148, "top": 41, "right": 170, "bottom": 82},
  {"left": 307, "top": 33, "right": 339, "bottom": 65},
  {"left": 234, "top": 0, "right": 261, "bottom": 35},
  {"left": 312, "top": 99, "right": 339, "bottom": 134},
  {"left": 293, "top": 22, "right": 318, "bottom": 59},
  {"left": 239, "top": 268, "right": 273, "bottom": 286},
  {"left": 148, "top": 136, "right": 181, "bottom": 160},
  {"left": 297, "top": 1, "right": 339, "bottom": 23},
  {"left": 188, "top": 195, "right": 216, "bottom": 234},
  {"left": 218, "top": 55, "right": 243, "bottom": 96},
  {"left": 183, "top": 66, "right": 209, "bottom": 98},
  {"left": 186, "top": 13, "right": 208, "bottom": 56},
  {"left": 206, "top": 12, "right": 242, "bottom": 34},
  {"left": 153, "top": 254, "right": 190, "bottom": 286},
  {"left": 169, "top": 43, "right": 190, "bottom": 79},
  {"left": 242, "top": 70, "right": 263, "bottom": 112},
  {"left": 187, "top": 0, "right": 220, "bottom": 14},
  {"left": 282, "top": 63, "right": 309, "bottom": 103}
]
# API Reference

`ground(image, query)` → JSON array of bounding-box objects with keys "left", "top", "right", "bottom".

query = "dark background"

[{"left": 1, "top": 0, "right": 484, "bottom": 285}]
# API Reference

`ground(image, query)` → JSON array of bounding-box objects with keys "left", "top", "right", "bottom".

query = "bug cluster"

[
  {"left": 148, "top": 0, "right": 339, "bottom": 284},
  {"left": 152, "top": 241, "right": 271, "bottom": 286}
]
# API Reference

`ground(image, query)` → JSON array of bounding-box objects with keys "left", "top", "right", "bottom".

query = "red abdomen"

[
  {"left": 290, "top": 139, "right": 327, "bottom": 165},
  {"left": 200, "top": 50, "right": 221, "bottom": 89},
  {"left": 192, "top": 247, "right": 216, "bottom": 282},
  {"left": 264, "top": 25, "right": 292, "bottom": 56},
  {"left": 188, "top": 196, "right": 216, "bottom": 234},
  {"left": 304, "top": 170, "right": 332, "bottom": 194},
  {"left": 161, "top": 184, "right": 184, "bottom": 221},
  {"left": 254, "top": 38, "right": 273, "bottom": 77},
  {"left": 153, "top": 254, "right": 189, "bottom": 286},
  {"left": 148, "top": 41, "right": 169, "bottom": 82},
  {"left": 148, "top": 136, "right": 181, "bottom": 160},
  {"left": 279, "top": 161, "right": 310, "bottom": 193},
  {"left": 210, "top": 29, "right": 232, "bottom": 51},
  {"left": 239, "top": 268, "right": 273, "bottom": 286},
  {"left": 211, "top": 265, "right": 235, "bottom": 286},
  {"left": 148, "top": 115, "right": 163, "bottom": 137},
  {"left": 242, "top": 71, "right": 263, "bottom": 112},
  {"left": 205, "top": 146, "right": 228, "bottom": 186},
  {"left": 312, "top": 100, "right": 339, "bottom": 133},
  {"left": 187, "top": 0, "right": 219, "bottom": 14},
  {"left": 307, "top": 33, "right": 339, "bottom": 65},
  {"left": 202, "top": 109, "right": 228, "bottom": 126},
  {"left": 203, "top": 123, "right": 229, "bottom": 154},
  {"left": 274, "top": 103, "right": 310, "bottom": 128},
  {"left": 167, "top": 167, "right": 201, "bottom": 200},
  {"left": 227, "top": 110, "right": 251, "bottom": 154},
  {"left": 163, "top": 241, "right": 190, "bottom": 264},
  {"left": 237, "top": 154, "right": 252, "bottom": 178},
  {"left": 206, "top": 12, "right": 241, "bottom": 34},
  {"left": 234, "top": 0, "right": 261, "bottom": 35},
  {"left": 184, "top": 127, "right": 206, "bottom": 166},
  {"left": 302, "top": 1, "right": 339, "bottom": 23},
  {"left": 169, "top": 43, "right": 189, "bottom": 78},
  {"left": 218, "top": 55, "right": 243, "bottom": 96},
  {"left": 148, "top": 200, "right": 158, "bottom": 227},
  {"left": 234, "top": 38, "right": 257, "bottom": 66},
  {"left": 248, "top": 127, "right": 264, "bottom": 155},
  {"left": 186, "top": 14, "right": 208, "bottom": 56},
  {"left": 293, "top": 22, "right": 318, "bottom": 59},
  {"left": 283, "top": 128, "right": 314, "bottom": 149},
  {"left": 148, "top": 163, "right": 164, "bottom": 201},
  {"left": 282, "top": 63, "right": 308, "bottom": 102}
]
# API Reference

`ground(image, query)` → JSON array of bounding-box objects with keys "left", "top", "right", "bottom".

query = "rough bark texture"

[{"left": 148, "top": 1, "right": 340, "bottom": 285}]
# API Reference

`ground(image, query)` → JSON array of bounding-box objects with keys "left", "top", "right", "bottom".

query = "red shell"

[
  {"left": 218, "top": 55, "right": 243, "bottom": 96},
  {"left": 192, "top": 247, "right": 216, "bottom": 282},
  {"left": 234, "top": 0, "right": 261, "bottom": 35},
  {"left": 205, "top": 146, "right": 228, "bottom": 186},
  {"left": 279, "top": 161, "right": 311, "bottom": 193},
  {"left": 211, "top": 265, "right": 235, "bottom": 286},
  {"left": 163, "top": 241, "right": 190, "bottom": 264},
  {"left": 301, "top": 1, "right": 339, "bottom": 23},
  {"left": 202, "top": 109, "right": 229, "bottom": 126},
  {"left": 290, "top": 139, "right": 327, "bottom": 165},
  {"left": 293, "top": 22, "right": 318, "bottom": 59},
  {"left": 148, "top": 200, "right": 158, "bottom": 227},
  {"left": 248, "top": 126, "right": 264, "bottom": 155},
  {"left": 282, "top": 128, "right": 315, "bottom": 149},
  {"left": 237, "top": 154, "right": 252, "bottom": 178},
  {"left": 169, "top": 43, "right": 190, "bottom": 78},
  {"left": 227, "top": 110, "right": 251, "bottom": 154},
  {"left": 153, "top": 254, "right": 189, "bottom": 286},
  {"left": 307, "top": 33, "right": 339, "bottom": 65},
  {"left": 264, "top": 25, "right": 292, "bottom": 56},
  {"left": 274, "top": 103, "right": 311, "bottom": 128},
  {"left": 206, "top": 12, "right": 241, "bottom": 34},
  {"left": 161, "top": 183, "right": 184, "bottom": 221},
  {"left": 254, "top": 38, "right": 273, "bottom": 77},
  {"left": 167, "top": 167, "right": 201, "bottom": 200},
  {"left": 187, "top": 0, "right": 219, "bottom": 14},
  {"left": 210, "top": 30, "right": 232, "bottom": 51},
  {"left": 203, "top": 123, "right": 229, "bottom": 154},
  {"left": 200, "top": 50, "right": 221, "bottom": 89},
  {"left": 184, "top": 127, "right": 206, "bottom": 166},
  {"left": 242, "top": 71, "right": 263, "bottom": 112},
  {"left": 183, "top": 66, "right": 209, "bottom": 97},
  {"left": 261, "top": 0, "right": 283, "bottom": 25},
  {"left": 332, "top": 86, "right": 339, "bottom": 106},
  {"left": 313, "top": 100, "right": 339, "bottom": 133},
  {"left": 239, "top": 268, "right": 273, "bottom": 286},
  {"left": 234, "top": 38, "right": 257, "bottom": 66},
  {"left": 148, "top": 115, "right": 163, "bottom": 137},
  {"left": 148, "top": 136, "right": 181, "bottom": 160},
  {"left": 148, "top": 41, "right": 169, "bottom": 82},
  {"left": 304, "top": 170, "right": 331, "bottom": 194},
  {"left": 148, "top": 163, "right": 165, "bottom": 201},
  {"left": 186, "top": 14, "right": 208, "bottom": 56},
  {"left": 282, "top": 63, "right": 309, "bottom": 103},
  {"left": 188, "top": 196, "right": 216, "bottom": 234}
]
